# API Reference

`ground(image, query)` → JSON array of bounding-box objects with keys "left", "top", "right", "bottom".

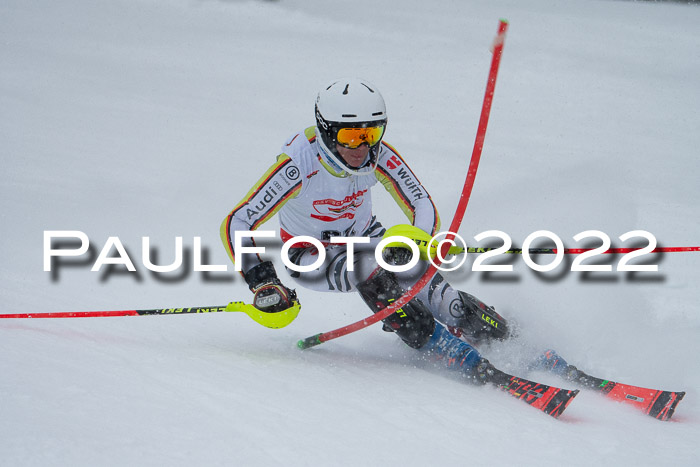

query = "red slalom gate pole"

[
  {"left": 298, "top": 19, "right": 510, "bottom": 350},
  {"left": 466, "top": 246, "right": 700, "bottom": 254},
  {"left": 559, "top": 247, "right": 700, "bottom": 254}
]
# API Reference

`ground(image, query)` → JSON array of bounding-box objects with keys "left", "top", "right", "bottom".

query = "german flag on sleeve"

[{"left": 375, "top": 143, "right": 440, "bottom": 236}]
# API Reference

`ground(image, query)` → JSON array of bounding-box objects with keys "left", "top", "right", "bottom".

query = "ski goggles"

[{"left": 335, "top": 125, "right": 385, "bottom": 149}]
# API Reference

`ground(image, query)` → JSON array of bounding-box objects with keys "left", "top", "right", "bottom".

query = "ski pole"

[
  {"left": 0, "top": 300, "right": 302, "bottom": 329},
  {"left": 298, "top": 19, "right": 510, "bottom": 350}
]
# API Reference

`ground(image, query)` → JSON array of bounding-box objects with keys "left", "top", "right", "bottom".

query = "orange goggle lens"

[{"left": 336, "top": 126, "right": 385, "bottom": 149}]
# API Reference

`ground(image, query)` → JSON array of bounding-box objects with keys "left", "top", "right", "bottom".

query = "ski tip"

[
  {"left": 547, "top": 388, "right": 580, "bottom": 419},
  {"left": 633, "top": 389, "right": 688, "bottom": 422},
  {"left": 656, "top": 391, "right": 686, "bottom": 421}
]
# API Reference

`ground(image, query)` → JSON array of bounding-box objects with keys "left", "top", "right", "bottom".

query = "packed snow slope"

[{"left": 1, "top": 0, "right": 699, "bottom": 465}]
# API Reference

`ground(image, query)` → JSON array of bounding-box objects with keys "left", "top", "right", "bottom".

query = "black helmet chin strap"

[{"left": 364, "top": 146, "right": 379, "bottom": 168}]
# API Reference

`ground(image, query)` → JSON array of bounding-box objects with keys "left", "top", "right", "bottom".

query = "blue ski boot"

[
  {"left": 529, "top": 349, "right": 579, "bottom": 380},
  {"left": 424, "top": 322, "right": 495, "bottom": 384}
]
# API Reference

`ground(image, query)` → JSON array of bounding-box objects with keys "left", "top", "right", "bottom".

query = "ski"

[
  {"left": 568, "top": 368, "right": 684, "bottom": 421},
  {"left": 533, "top": 350, "right": 685, "bottom": 421},
  {"left": 484, "top": 365, "right": 579, "bottom": 419}
]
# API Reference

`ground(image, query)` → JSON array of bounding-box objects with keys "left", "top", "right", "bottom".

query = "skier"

[{"left": 221, "top": 78, "right": 510, "bottom": 382}]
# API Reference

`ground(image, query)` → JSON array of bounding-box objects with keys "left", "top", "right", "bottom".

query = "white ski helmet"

[{"left": 315, "top": 78, "right": 387, "bottom": 176}]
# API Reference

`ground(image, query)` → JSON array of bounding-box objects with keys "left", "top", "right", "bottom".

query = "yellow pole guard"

[
  {"left": 225, "top": 300, "right": 301, "bottom": 329},
  {"left": 382, "top": 224, "right": 464, "bottom": 261}
]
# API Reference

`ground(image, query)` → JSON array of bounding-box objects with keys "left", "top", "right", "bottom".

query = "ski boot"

[
  {"left": 529, "top": 349, "right": 580, "bottom": 380},
  {"left": 425, "top": 321, "right": 496, "bottom": 384}
]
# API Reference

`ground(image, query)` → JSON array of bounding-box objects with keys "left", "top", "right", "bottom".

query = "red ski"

[
  {"left": 531, "top": 350, "right": 685, "bottom": 421},
  {"left": 570, "top": 369, "right": 684, "bottom": 421},
  {"left": 486, "top": 367, "right": 579, "bottom": 419}
]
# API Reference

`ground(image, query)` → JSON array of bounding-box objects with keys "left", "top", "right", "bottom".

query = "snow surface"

[{"left": 1, "top": 0, "right": 699, "bottom": 465}]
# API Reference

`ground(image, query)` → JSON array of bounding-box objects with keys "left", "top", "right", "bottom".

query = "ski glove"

[{"left": 244, "top": 261, "right": 297, "bottom": 313}]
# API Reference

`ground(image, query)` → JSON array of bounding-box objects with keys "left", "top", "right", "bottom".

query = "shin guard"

[
  {"left": 356, "top": 268, "right": 435, "bottom": 349},
  {"left": 453, "top": 291, "right": 510, "bottom": 342}
]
